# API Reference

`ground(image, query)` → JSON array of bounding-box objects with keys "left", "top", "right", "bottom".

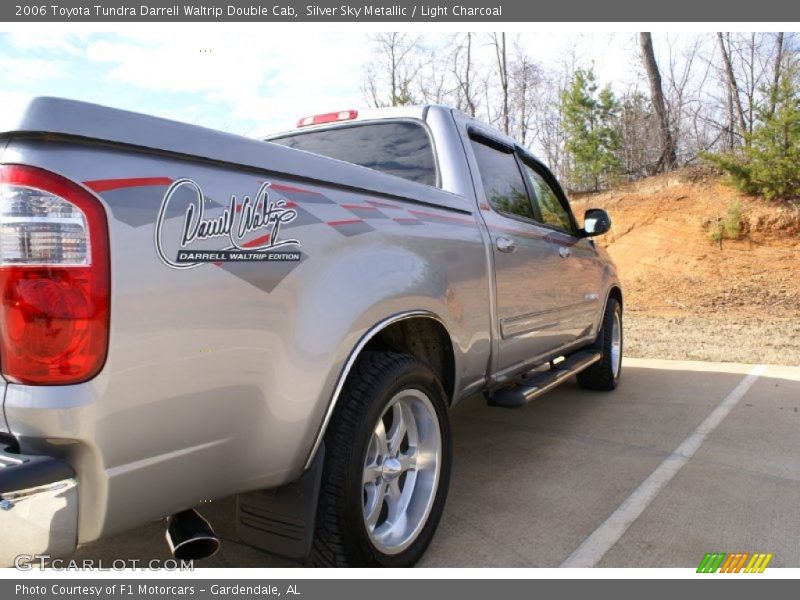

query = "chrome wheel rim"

[
  {"left": 611, "top": 311, "right": 622, "bottom": 378},
  {"left": 362, "top": 389, "right": 442, "bottom": 555}
]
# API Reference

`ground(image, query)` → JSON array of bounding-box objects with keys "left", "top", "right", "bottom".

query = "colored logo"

[{"left": 697, "top": 552, "right": 773, "bottom": 573}]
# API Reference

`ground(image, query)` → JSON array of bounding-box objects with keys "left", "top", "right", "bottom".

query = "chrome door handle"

[
  {"left": 496, "top": 237, "right": 515, "bottom": 253},
  {"left": 558, "top": 246, "right": 571, "bottom": 258}
]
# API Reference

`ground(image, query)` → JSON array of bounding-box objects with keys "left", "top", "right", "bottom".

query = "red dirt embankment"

[
  {"left": 573, "top": 168, "right": 800, "bottom": 317},
  {"left": 571, "top": 168, "right": 800, "bottom": 364}
]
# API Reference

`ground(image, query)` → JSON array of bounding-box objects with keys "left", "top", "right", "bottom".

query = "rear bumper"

[{"left": 0, "top": 441, "right": 78, "bottom": 567}]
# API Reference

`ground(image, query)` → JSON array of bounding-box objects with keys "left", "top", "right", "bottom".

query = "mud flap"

[{"left": 236, "top": 445, "right": 324, "bottom": 562}]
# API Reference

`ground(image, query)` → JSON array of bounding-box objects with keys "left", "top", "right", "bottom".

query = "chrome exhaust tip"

[{"left": 165, "top": 509, "right": 220, "bottom": 561}]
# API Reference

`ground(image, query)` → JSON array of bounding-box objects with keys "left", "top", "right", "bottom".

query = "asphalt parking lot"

[{"left": 74, "top": 358, "right": 800, "bottom": 568}]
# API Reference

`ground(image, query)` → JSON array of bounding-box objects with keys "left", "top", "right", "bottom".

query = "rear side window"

[
  {"left": 270, "top": 121, "right": 437, "bottom": 187},
  {"left": 470, "top": 140, "right": 535, "bottom": 221}
]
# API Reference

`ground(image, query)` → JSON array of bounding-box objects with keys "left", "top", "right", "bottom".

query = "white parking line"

[{"left": 560, "top": 364, "right": 766, "bottom": 568}]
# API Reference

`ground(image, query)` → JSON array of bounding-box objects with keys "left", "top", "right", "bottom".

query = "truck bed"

[{"left": 1, "top": 97, "right": 469, "bottom": 214}]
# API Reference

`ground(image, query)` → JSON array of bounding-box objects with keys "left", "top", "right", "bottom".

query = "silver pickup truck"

[{"left": 0, "top": 98, "right": 622, "bottom": 568}]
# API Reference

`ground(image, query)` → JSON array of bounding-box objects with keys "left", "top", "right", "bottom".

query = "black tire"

[
  {"left": 309, "top": 351, "right": 452, "bottom": 567},
  {"left": 577, "top": 297, "right": 622, "bottom": 391}
]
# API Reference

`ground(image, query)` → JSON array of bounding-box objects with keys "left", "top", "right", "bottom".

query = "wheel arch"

[
  {"left": 589, "top": 284, "right": 623, "bottom": 344},
  {"left": 362, "top": 315, "right": 455, "bottom": 402},
  {"left": 607, "top": 285, "right": 623, "bottom": 312},
  {"left": 303, "top": 310, "right": 456, "bottom": 470}
]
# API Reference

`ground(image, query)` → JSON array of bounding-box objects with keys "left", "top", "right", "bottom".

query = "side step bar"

[{"left": 488, "top": 351, "right": 602, "bottom": 408}]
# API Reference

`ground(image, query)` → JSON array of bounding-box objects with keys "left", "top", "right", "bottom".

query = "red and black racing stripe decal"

[
  {"left": 327, "top": 219, "right": 376, "bottom": 236},
  {"left": 84, "top": 177, "right": 173, "bottom": 193}
]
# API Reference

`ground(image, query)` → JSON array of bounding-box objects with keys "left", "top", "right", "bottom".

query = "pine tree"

[
  {"left": 707, "top": 65, "right": 800, "bottom": 201},
  {"left": 561, "top": 68, "right": 621, "bottom": 191}
]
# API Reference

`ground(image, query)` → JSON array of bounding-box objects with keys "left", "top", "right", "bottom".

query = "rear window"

[{"left": 270, "top": 121, "right": 437, "bottom": 187}]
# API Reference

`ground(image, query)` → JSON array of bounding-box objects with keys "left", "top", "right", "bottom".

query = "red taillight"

[
  {"left": 296, "top": 110, "right": 358, "bottom": 128},
  {"left": 0, "top": 165, "right": 110, "bottom": 385}
]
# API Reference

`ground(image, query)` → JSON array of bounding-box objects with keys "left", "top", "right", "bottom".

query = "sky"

[{"left": 0, "top": 29, "right": 686, "bottom": 137}]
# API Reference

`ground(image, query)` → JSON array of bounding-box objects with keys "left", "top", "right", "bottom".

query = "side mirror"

[{"left": 582, "top": 208, "right": 612, "bottom": 237}]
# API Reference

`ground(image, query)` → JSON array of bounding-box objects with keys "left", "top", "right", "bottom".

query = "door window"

[
  {"left": 470, "top": 140, "right": 536, "bottom": 221},
  {"left": 521, "top": 163, "right": 574, "bottom": 233}
]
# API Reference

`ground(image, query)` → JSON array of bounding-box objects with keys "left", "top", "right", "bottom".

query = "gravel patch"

[{"left": 624, "top": 312, "right": 800, "bottom": 366}]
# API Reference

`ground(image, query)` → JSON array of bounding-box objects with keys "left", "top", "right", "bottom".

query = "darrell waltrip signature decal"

[{"left": 155, "top": 179, "right": 301, "bottom": 269}]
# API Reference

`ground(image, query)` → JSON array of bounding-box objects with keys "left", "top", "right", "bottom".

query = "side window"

[
  {"left": 521, "top": 163, "right": 574, "bottom": 232},
  {"left": 470, "top": 139, "right": 536, "bottom": 221}
]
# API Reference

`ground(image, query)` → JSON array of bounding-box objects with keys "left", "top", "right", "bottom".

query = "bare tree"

[
  {"left": 639, "top": 32, "right": 677, "bottom": 171},
  {"left": 489, "top": 32, "right": 510, "bottom": 134},
  {"left": 717, "top": 32, "right": 748, "bottom": 142},
  {"left": 509, "top": 43, "right": 544, "bottom": 146},
  {"left": 768, "top": 32, "right": 785, "bottom": 117},
  {"left": 452, "top": 33, "right": 479, "bottom": 116},
  {"left": 669, "top": 35, "right": 716, "bottom": 160},
  {"left": 731, "top": 33, "right": 774, "bottom": 136},
  {"left": 618, "top": 90, "right": 661, "bottom": 178},
  {"left": 705, "top": 32, "right": 792, "bottom": 149},
  {"left": 416, "top": 45, "right": 451, "bottom": 105},
  {"left": 362, "top": 33, "right": 423, "bottom": 107},
  {"left": 526, "top": 69, "right": 569, "bottom": 182}
]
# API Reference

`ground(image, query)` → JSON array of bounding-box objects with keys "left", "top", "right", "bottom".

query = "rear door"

[{"left": 467, "top": 134, "right": 567, "bottom": 375}]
